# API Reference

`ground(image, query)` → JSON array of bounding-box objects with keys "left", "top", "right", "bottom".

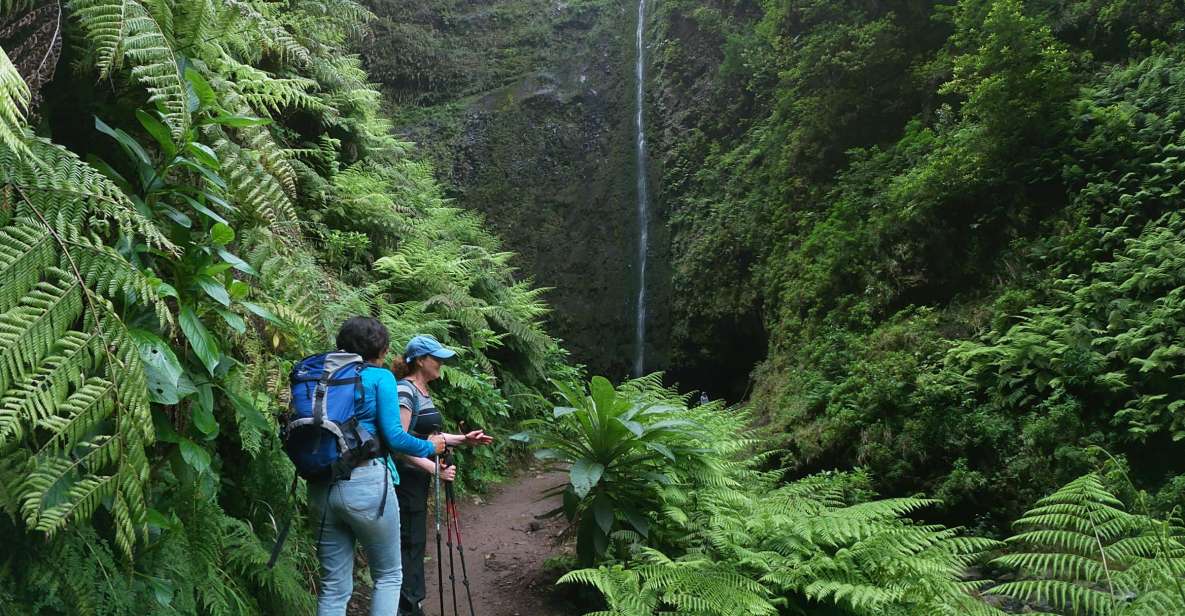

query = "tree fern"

[
  {"left": 0, "top": 46, "right": 31, "bottom": 161},
  {"left": 67, "top": 0, "right": 189, "bottom": 138},
  {"left": 988, "top": 473, "right": 1185, "bottom": 615},
  {"left": 0, "top": 135, "right": 172, "bottom": 251},
  {"left": 0, "top": 221, "right": 153, "bottom": 558}
]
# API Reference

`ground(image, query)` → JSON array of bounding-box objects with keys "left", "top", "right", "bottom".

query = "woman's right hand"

[{"left": 429, "top": 433, "right": 447, "bottom": 454}]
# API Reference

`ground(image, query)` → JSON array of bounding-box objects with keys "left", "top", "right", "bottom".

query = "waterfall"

[{"left": 632, "top": 0, "right": 650, "bottom": 377}]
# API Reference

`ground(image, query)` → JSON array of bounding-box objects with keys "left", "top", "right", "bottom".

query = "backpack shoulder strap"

[{"left": 396, "top": 379, "right": 423, "bottom": 436}]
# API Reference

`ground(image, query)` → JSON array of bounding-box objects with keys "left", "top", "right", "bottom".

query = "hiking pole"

[
  {"left": 444, "top": 452, "right": 459, "bottom": 616},
  {"left": 434, "top": 452, "right": 445, "bottom": 616},
  {"left": 445, "top": 480, "right": 477, "bottom": 616}
]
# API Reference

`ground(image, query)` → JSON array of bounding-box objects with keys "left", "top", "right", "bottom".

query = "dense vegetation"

[
  {"left": 5, "top": 0, "right": 1185, "bottom": 614},
  {"left": 0, "top": 1, "right": 570, "bottom": 613},
  {"left": 534, "top": 378, "right": 1185, "bottom": 615},
  {"left": 651, "top": 0, "right": 1185, "bottom": 531}
]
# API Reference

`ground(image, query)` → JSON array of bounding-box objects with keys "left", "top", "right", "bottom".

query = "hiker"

[
  {"left": 392, "top": 334, "right": 494, "bottom": 616},
  {"left": 308, "top": 317, "right": 447, "bottom": 616}
]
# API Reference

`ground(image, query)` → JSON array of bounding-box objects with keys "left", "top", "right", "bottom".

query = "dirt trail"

[
  {"left": 348, "top": 467, "right": 584, "bottom": 616},
  {"left": 422, "top": 467, "right": 580, "bottom": 616}
]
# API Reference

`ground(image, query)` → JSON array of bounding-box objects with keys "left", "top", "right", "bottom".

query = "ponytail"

[{"left": 392, "top": 354, "right": 415, "bottom": 379}]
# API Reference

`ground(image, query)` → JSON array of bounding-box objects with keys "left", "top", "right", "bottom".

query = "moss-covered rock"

[{"left": 364, "top": 0, "right": 666, "bottom": 377}]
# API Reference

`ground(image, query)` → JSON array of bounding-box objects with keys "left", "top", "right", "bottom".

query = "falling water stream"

[{"left": 632, "top": 0, "right": 650, "bottom": 377}]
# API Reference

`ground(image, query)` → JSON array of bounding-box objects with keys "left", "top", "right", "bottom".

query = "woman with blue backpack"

[
  {"left": 293, "top": 317, "right": 447, "bottom": 616},
  {"left": 392, "top": 334, "right": 493, "bottom": 616}
]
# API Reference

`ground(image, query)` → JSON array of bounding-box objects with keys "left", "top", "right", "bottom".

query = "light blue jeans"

[{"left": 309, "top": 460, "right": 402, "bottom": 616}]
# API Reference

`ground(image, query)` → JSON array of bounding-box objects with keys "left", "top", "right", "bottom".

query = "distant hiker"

[
  {"left": 297, "top": 317, "right": 446, "bottom": 616},
  {"left": 392, "top": 334, "right": 494, "bottom": 616},
  {"left": 699, "top": 392, "right": 709, "bottom": 407}
]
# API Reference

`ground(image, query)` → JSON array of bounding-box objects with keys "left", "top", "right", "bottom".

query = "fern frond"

[
  {"left": 0, "top": 47, "right": 32, "bottom": 161},
  {"left": 0, "top": 222, "right": 153, "bottom": 557},
  {"left": 2, "top": 136, "right": 173, "bottom": 251},
  {"left": 66, "top": 0, "right": 189, "bottom": 138},
  {"left": 989, "top": 472, "right": 1185, "bottom": 615},
  {"left": 211, "top": 136, "right": 298, "bottom": 228}
]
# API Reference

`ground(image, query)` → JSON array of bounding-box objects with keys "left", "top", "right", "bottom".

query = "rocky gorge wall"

[{"left": 362, "top": 0, "right": 671, "bottom": 378}]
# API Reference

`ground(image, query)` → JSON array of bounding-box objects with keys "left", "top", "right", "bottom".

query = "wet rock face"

[{"left": 365, "top": 0, "right": 662, "bottom": 377}]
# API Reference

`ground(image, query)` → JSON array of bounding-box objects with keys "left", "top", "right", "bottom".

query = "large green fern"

[
  {"left": 988, "top": 473, "right": 1185, "bottom": 615},
  {"left": 0, "top": 222, "right": 153, "bottom": 558},
  {"left": 67, "top": 0, "right": 189, "bottom": 138}
]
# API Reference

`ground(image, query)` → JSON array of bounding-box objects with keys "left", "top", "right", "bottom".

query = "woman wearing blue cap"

[{"left": 392, "top": 334, "right": 493, "bottom": 616}]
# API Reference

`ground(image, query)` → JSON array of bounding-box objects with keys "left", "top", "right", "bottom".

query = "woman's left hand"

[{"left": 463, "top": 429, "right": 493, "bottom": 446}]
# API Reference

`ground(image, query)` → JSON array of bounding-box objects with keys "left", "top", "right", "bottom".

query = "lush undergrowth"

[
  {"left": 531, "top": 377, "right": 1185, "bottom": 616},
  {"left": 0, "top": 1, "right": 572, "bottom": 613},
  {"left": 653, "top": 0, "right": 1185, "bottom": 531}
]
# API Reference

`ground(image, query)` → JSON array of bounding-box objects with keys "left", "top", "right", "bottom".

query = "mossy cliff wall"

[{"left": 362, "top": 0, "right": 670, "bottom": 378}]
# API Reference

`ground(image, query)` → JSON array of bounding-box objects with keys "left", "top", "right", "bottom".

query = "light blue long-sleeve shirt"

[{"left": 356, "top": 365, "right": 435, "bottom": 484}]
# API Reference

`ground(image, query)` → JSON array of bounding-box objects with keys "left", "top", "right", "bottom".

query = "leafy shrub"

[{"left": 516, "top": 374, "right": 745, "bottom": 564}]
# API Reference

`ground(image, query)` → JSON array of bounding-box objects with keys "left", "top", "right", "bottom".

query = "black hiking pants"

[{"left": 397, "top": 465, "right": 432, "bottom": 616}]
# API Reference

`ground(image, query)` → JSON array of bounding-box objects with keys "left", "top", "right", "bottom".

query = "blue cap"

[{"left": 404, "top": 334, "right": 457, "bottom": 364}]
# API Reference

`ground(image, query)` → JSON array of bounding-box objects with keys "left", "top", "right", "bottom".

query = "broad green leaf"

[
  {"left": 180, "top": 305, "right": 221, "bottom": 375},
  {"left": 225, "top": 388, "right": 271, "bottom": 433},
  {"left": 95, "top": 116, "right": 152, "bottom": 168},
  {"left": 645, "top": 442, "right": 676, "bottom": 462},
  {"left": 202, "top": 263, "right": 233, "bottom": 276},
  {"left": 197, "top": 383, "right": 214, "bottom": 419},
  {"left": 592, "top": 495, "right": 614, "bottom": 533},
  {"left": 228, "top": 279, "right": 251, "bottom": 301},
  {"left": 192, "top": 384, "right": 219, "bottom": 438},
  {"left": 176, "top": 158, "right": 227, "bottom": 189},
  {"left": 179, "top": 438, "right": 211, "bottom": 473},
  {"left": 161, "top": 206, "right": 192, "bottom": 228},
  {"left": 590, "top": 376, "right": 616, "bottom": 416},
  {"left": 185, "top": 67, "right": 217, "bottom": 107},
  {"left": 129, "top": 328, "right": 184, "bottom": 405},
  {"left": 185, "top": 142, "right": 220, "bottom": 169},
  {"left": 217, "top": 308, "right": 247, "bottom": 334},
  {"left": 623, "top": 509, "right": 650, "bottom": 537},
  {"left": 197, "top": 276, "right": 231, "bottom": 306},
  {"left": 616, "top": 418, "right": 644, "bottom": 437},
  {"left": 148, "top": 576, "right": 175, "bottom": 606},
  {"left": 136, "top": 109, "right": 176, "bottom": 157},
  {"left": 210, "top": 222, "right": 235, "bottom": 246},
  {"left": 570, "top": 459, "right": 605, "bottom": 498},
  {"left": 241, "top": 301, "right": 278, "bottom": 322},
  {"left": 217, "top": 248, "right": 257, "bottom": 275},
  {"left": 178, "top": 193, "right": 228, "bottom": 224}
]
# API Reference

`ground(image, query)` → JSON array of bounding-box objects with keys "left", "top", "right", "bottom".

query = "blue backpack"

[{"left": 281, "top": 351, "right": 384, "bottom": 480}]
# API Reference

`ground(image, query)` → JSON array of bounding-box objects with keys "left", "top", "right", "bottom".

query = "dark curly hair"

[{"left": 335, "top": 316, "right": 390, "bottom": 361}]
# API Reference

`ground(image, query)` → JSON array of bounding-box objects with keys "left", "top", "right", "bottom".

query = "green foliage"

[
  {"left": 518, "top": 374, "right": 744, "bottom": 564},
  {"left": 525, "top": 376, "right": 1026, "bottom": 616},
  {"left": 988, "top": 473, "right": 1185, "bottom": 615},
  {"left": 653, "top": 0, "right": 1185, "bottom": 530},
  {"left": 0, "top": 222, "right": 153, "bottom": 559},
  {"left": 68, "top": 0, "right": 190, "bottom": 138},
  {"left": 0, "top": 0, "right": 573, "bottom": 613}
]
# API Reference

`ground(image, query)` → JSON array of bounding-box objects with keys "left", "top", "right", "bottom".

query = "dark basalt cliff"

[{"left": 362, "top": 0, "right": 671, "bottom": 378}]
